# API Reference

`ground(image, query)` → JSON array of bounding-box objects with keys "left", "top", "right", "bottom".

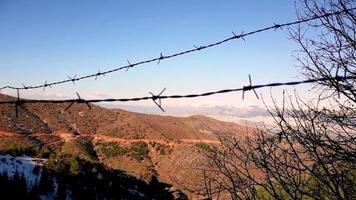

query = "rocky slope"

[{"left": 0, "top": 93, "right": 252, "bottom": 199}]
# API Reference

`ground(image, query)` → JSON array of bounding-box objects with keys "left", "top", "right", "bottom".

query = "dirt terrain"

[{"left": 0, "top": 93, "right": 251, "bottom": 198}]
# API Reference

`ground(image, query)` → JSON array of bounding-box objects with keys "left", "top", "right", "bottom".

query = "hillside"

[
  {"left": 0, "top": 154, "right": 174, "bottom": 200},
  {"left": 0, "top": 93, "right": 249, "bottom": 139},
  {"left": 0, "top": 93, "right": 253, "bottom": 199}
]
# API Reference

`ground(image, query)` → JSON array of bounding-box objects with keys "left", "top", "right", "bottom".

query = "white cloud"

[{"left": 85, "top": 92, "right": 112, "bottom": 99}]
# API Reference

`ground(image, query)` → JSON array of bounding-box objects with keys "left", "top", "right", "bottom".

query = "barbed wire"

[
  {"left": 0, "top": 7, "right": 354, "bottom": 92},
  {"left": 1, "top": 76, "right": 354, "bottom": 117}
]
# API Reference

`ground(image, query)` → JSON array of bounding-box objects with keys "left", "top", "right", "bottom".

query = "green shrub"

[
  {"left": 0, "top": 138, "right": 40, "bottom": 156},
  {"left": 129, "top": 142, "right": 149, "bottom": 161},
  {"left": 47, "top": 154, "right": 68, "bottom": 173},
  {"left": 47, "top": 154, "right": 85, "bottom": 176},
  {"left": 38, "top": 147, "right": 52, "bottom": 158},
  {"left": 98, "top": 142, "right": 128, "bottom": 158},
  {"left": 195, "top": 143, "right": 212, "bottom": 152}
]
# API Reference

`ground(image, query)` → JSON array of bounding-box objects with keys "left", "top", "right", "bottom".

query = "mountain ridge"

[
  {"left": 0, "top": 93, "right": 249, "bottom": 140},
  {"left": 0, "top": 93, "right": 252, "bottom": 199}
]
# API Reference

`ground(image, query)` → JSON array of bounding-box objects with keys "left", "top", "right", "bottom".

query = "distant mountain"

[
  {"left": 0, "top": 93, "right": 249, "bottom": 139},
  {"left": 0, "top": 93, "right": 253, "bottom": 199}
]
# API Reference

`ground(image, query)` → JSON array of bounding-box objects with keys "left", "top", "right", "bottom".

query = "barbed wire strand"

[
  {"left": 1, "top": 76, "right": 354, "bottom": 117},
  {"left": 0, "top": 8, "right": 354, "bottom": 92}
]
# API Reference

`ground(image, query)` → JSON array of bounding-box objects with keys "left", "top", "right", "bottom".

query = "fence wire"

[
  {"left": 1, "top": 76, "right": 354, "bottom": 117},
  {"left": 0, "top": 8, "right": 354, "bottom": 92}
]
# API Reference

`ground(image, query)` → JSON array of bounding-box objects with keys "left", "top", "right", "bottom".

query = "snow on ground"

[
  {"left": 0, "top": 155, "right": 47, "bottom": 190},
  {"left": 128, "top": 188, "right": 145, "bottom": 197}
]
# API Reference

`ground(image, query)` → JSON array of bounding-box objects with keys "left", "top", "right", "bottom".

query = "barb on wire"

[
  {"left": 0, "top": 7, "right": 354, "bottom": 92},
  {"left": 242, "top": 74, "right": 259, "bottom": 100},
  {"left": 67, "top": 75, "right": 77, "bottom": 85},
  {"left": 95, "top": 70, "right": 105, "bottom": 80},
  {"left": 43, "top": 80, "right": 52, "bottom": 92},
  {"left": 1, "top": 76, "right": 355, "bottom": 117},
  {"left": 273, "top": 23, "right": 283, "bottom": 30},
  {"left": 235, "top": 31, "right": 245, "bottom": 41},
  {"left": 64, "top": 92, "right": 91, "bottom": 111},
  {"left": 149, "top": 88, "right": 166, "bottom": 112},
  {"left": 126, "top": 60, "right": 133, "bottom": 72},
  {"left": 21, "top": 84, "right": 29, "bottom": 90},
  {"left": 64, "top": 102, "right": 75, "bottom": 111},
  {"left": 193, "top": 45, "right": 204, "bottom": 50},
  {"left": 157, "top": 53, "right": 164, "bottom": 65}
]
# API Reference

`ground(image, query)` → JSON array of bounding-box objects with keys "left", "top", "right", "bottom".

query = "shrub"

[
  {"left": 98, "top": 142, "right": 128, "bottom": 158},
  {"left": 195, "top": 143, "right": 212, "bottom": 152},
  {"left": 129, "top": 142, "right": 149, "bottom": 161},
  {"left": 76, "top": 138, "right": 97, "bottom": 160},
  {"left": 0, "top": 138, "right": 40, "bottom": 156},
  {"left": 69, "top": 156, "right": 82, "bottom": 175},
  {"left": 47, "top": 154, "right": 84, "bottom": 176}
]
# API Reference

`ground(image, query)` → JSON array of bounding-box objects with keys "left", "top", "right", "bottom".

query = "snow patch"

[
  {"left": 128, "top": 188, "right": 145, "bottom": 197},
  {"left": 0, "top": 155, "right": 47, "bottom": 190}
]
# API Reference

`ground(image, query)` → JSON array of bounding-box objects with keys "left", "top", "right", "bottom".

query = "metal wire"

[
  {"left": 1, "top": 76, "right": 354, "bottom": 108},
  {"left": 0, "top": 8, "right": 354, "bottom": 92}
]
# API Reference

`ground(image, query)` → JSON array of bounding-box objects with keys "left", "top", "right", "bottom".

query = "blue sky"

[{"left": 0, "top": 0, "right": 307, "bottom": 122}]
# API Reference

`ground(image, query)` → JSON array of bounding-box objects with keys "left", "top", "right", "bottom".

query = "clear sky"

[{"left": 0, "top": 0, "right": 308, "bottom": 123}]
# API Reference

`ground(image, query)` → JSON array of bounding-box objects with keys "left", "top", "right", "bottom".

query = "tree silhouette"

[{"left": 201, "top": 1, "right": 356, "bottom": 199}]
